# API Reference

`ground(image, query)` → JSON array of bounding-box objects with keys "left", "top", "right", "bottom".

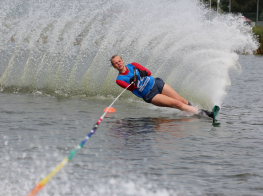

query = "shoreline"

[{"left": 253, "top": 27, "right": 263, "bottom": 54}]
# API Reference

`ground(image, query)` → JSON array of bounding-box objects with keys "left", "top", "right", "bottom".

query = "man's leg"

[
  {"left": 161, "top": 84, "right": 189, "bottom": 105},
  {"left": 151, "top": 94, "right": 198, "bottom": 114}
]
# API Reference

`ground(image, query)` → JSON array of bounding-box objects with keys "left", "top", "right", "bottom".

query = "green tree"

[
  {"left": 220, "top": 0, "right": 263, "bottom": 21},
  {"left": 202, "top": 0, "right": 219, "bottom": 11},
  {"left": 220, "top": 0, "right": 230, "bottom": 12},
  {"left": 231, "top": 0, "right": 257, "bottom": 13}
]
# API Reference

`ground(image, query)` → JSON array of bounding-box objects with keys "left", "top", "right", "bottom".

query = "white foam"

[{"left": 0, "top": 0, "right": 258, "bottom": 108}]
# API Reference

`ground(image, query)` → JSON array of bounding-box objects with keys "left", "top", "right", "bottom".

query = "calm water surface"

[{"left": 1, "top": 55, "right": 263, "bottom": 196}]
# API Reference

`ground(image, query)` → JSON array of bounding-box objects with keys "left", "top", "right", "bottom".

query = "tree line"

[{"left": 202, "top": 0, "right": 263, "bottom": 21}]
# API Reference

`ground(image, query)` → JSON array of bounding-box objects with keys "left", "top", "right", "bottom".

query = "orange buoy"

[{"left": 103, "top": 107, "right": 116, "bottom": 113}]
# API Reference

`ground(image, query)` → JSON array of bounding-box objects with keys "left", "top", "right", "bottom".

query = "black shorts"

[{"left": 142, "top": 78, "right": 165, "bottom": 103}]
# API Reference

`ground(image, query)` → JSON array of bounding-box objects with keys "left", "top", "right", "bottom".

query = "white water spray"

[{"left": 0, "top": 0, "right": 259, "bottom": 108}]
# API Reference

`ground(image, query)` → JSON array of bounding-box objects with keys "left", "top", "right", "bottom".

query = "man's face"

[{"left": 111, "top": 56, "right": 124, "bottom": 71}]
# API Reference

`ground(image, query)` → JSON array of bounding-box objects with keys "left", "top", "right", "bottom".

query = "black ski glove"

[
  {"left": 130, "top": 75, "right": 138, "bottom": 85},
  {"left": 138, "top": 70, "right": 148, "bottom": 77}
]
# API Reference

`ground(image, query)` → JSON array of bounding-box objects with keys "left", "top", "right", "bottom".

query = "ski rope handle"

[{"left": 133, "top": 67, "right": 137, "bottom": 87}]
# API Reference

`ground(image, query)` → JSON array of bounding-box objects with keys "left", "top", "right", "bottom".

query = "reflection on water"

[{"left": 108, "top": 117, "right": 197, "bottom": 139}]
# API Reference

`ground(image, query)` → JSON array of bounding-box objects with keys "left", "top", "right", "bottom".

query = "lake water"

[
  {"left": 0, "top": 0, "right": 262, "bottom": 195},
  {"left": 1, "top": 55, "right": 263, "bottom": 196}
]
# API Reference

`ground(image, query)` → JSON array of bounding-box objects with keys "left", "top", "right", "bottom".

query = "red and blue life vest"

[{"left": 116, "top": 64, "right": 154, "bottom": 98}]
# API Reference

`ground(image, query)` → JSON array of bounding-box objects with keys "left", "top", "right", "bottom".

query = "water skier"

[{"left": 110, "top": 55, "right": 214, "bottom": 118}]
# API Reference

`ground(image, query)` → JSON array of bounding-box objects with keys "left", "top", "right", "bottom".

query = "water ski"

[{"left": 212, "top": 105, "right": 220, "bottom": 127}]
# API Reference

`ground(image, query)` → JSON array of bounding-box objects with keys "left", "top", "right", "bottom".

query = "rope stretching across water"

[{"left": 27, "top": 82, "right": 134, "bottom": 196}]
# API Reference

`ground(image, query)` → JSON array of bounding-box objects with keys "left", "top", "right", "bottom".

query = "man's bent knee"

[{"left": 171, "top": 100, "right": 183, "bottom": 109}]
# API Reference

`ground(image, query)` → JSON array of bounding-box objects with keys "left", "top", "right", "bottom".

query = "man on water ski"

[{"left": 111, "top": 55, "right": 215, "bottom": 118}]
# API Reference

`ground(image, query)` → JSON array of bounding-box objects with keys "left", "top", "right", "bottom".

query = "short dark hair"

[{"left": 110, "top": 55, "right": 122, "bottom": 65}]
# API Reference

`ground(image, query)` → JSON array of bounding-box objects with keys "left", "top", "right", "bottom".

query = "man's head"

[
  {"left": 110, "top": 55, "right": 125, "bottom": 73},
  {"left": 110, "top": 55, "right": 121, "bottom": 65}
]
